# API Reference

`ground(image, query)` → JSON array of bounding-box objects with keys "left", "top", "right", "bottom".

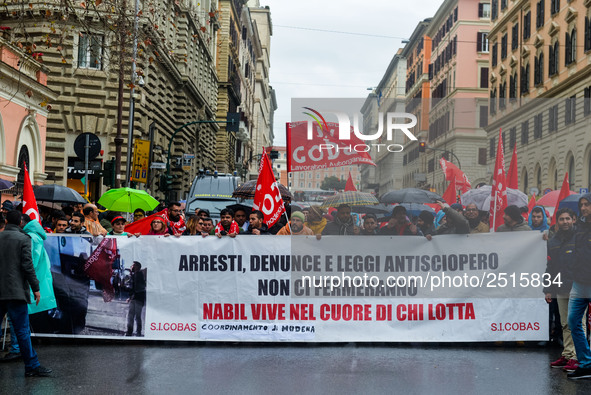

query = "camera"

[{"left": 220, "top": 230, "right": 228, "bottom": 236}]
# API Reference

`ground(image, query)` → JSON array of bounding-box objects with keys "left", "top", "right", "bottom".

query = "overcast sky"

[{"left": 261, "top": 0, "right": 444, "bottom": 146}]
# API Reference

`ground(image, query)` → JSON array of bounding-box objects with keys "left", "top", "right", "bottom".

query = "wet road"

[{"left": 2, "top": 341, "right": 591, "bottom": 394}]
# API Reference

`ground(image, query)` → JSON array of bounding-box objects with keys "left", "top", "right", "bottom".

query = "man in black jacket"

[
  {"left": 126, "top": 261, "right": 146, "bottom": 336},
  {"left": 567, "top": 193, "right": 591, "bottom": 379},
  {"left": 544, "top": 208, "right": 578, "bottom": 372},
  {"left": 0, "top": 211, "right": 52, "bottom": 377},
  {"left": 245, "top": 210, "right": 271, "bottom": 235}
]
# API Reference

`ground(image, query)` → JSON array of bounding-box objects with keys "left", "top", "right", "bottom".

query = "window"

[
  {"left": 520, "top": 63, "right": 530, "bottom": 94},
  {"left": 501, "top": 33, "right": 508, "bottom": 59},
  {"left": 523, "top": 11, "right": 532, "bottom": 40},
  {"left": 479, "top": 3, "right": 491, "bottom": 18},
  {"left": 77, "top": 34, "right": 104, "bottom": 70},
  {"left": 492, "top": 0, "right": 498, "bottom": 20},
  {"left": 565, "top": 95, "right": 576, "bottom": 124},
  {"left": 512, "top": 23, "right": 519, "bottom": 51},
  {"left": 550, "top": 0, "right": 559, "bottom": 15},
  {"left": 477, "top": 32, "right": 489, "bottom": 52},
  {"left": 549, "top": 41, "right": 559, "bottom": 76},
  {"left": 548, "top": 104, "right": 558, "bottom": 132},
  {"left": 510, "top": 127, "right": 516, "bottom": 148},
  {"left": 586, "top": 16, "right": 591, "bottom": 52},
  {"left": 490, "top": 137, "right": 496, "bottom": 158},
  {"left": 480, "top": 67, "right": 489, "bottom": 88},
  {"left": 499, "top": 81, "right": 506, "bottom": 109},
  {"left": 585, "top": 86, "right": 591, "bottom": 116},
  {"left": 534, "top": 51, "right": 544, "bottom": 85},
  {"left": 478, "top": 148, "right": 487, "bottom": 165},
  {"left": 536, "top": 0, "right": 545, "bottom": 29},
  {"left": 521, "top": 121, "right": 529, "bottom": 145},
  {"left": 534, "top": 113, "right": 543, "bottom": 139},
  {"left": 492, "top": 43, "right": 498, "bottom": 66},
  {"left": 509, "top": 72, "right": 518, "bottom": 101},
  {"left": 479, "top": 105, "right": 489, "bottom": 127},
  {"left": 490, "top": 87, "right": 497, "bottom": 114},
  {"left": 501, "top": 0, "right": 507, "bottom": 11},
  {"left": 565, "top": 28, "right": 576, "bottom": 66}
]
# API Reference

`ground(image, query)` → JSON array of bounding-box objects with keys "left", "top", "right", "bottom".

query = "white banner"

[{"left": 38, "top": 233, "right": 550, "bottom": 342}]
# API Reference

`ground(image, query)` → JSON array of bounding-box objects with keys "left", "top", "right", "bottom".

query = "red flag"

[
  {"left": 345, "top": 172, "right": 357, "bottom": 191},
  {"left": 551, "top": 173, "right": 571, "bottom": 226},
  {"left": 489, "top": 129, "right": 508, "bottom": 231},
  {"left": 286, "top": 121, "right": 376, "bottom": 172},
  {"left": 125, "top": 209, "right": 167, "bottom": 235},
  {"left": 440, "top": 157, "right": 471, "bottom": 193},
  {"left": 507, "top": 144, "right": 519, "bottom": 189},
  {"left": 442, "top": 178, "right": 458, "bottom": 205},
  {"left": 525, "top": 194, "right": 536, "bottom": 219},
  {"left": 22, "top": 164, "right": 40, "bottom": 223},
  {"left": 84, "top": 238, "right": 118, "bottom": 302},
  {"left": 253, "top": 151, "right": 285, "bottom": 227}
]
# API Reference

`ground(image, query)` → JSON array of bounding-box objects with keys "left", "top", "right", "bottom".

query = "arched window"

[{"left": 17, "top": 145, "right": 30, "bottom": 186}]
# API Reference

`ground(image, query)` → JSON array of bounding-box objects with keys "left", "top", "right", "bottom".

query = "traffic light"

[
  {"left": 102, "top": 159, "right": 115, "bottom": 187},
  {"left": 157, "top": 174, "right": 170, "bottom": 192},
  {"left": 419, "top": 141, "right": 427, "bottom": 153},
  {"left": 269, "top": 150, "right": 279, "bottom": 160}
]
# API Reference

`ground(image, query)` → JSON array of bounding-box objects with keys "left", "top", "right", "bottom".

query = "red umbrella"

[{"left": 536, "top": 189, "right": 577, "bottom": 207}]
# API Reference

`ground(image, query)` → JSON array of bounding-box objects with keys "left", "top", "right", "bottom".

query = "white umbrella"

[{"left": 461, "top": 185, "right": 528, "bottom": 210}]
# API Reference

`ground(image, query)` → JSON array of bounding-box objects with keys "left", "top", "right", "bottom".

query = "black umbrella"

[
  {"left": 34, "top": 184, "right": 86, "bottom": 204},
  {"left": 232, "top": 180, "right": 293, "bottom": 201},
  {"left": 380, "top": 188, "right": 443, "bottom": 204},
  {"left": 0, "top": 179, "right": 14, "bottom": 190},
  {"left": 226, "top": 203, "right": 253, "bottom": 216}
]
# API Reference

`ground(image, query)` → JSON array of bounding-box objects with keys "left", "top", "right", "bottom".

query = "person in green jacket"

[{"left": 22, "top": 214, "right": 57, "bottom": 314}]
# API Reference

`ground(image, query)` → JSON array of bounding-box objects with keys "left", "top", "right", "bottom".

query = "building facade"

[
  {"left": 0, "top": 35, "right": 57, "bottom": 200},
  {"left": 487, "top": 0, "right": 591, "bottom": 194}
]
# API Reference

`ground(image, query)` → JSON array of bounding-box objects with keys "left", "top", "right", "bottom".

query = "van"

[{"left": 185, "top": 171, "right": 240, "bottom": 223}]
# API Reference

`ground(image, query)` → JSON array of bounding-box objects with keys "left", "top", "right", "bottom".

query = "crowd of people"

[{"left": 2, "top": 192, "right": 591, "bottom": 379}]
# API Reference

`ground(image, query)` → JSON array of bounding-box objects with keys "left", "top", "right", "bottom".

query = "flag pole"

[{"left": 492, "top": 191, "right": 498, "bottom": 232}]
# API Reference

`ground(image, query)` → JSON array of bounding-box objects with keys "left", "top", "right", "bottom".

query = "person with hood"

[
  {"left": 544, "top": 208, "right": 581, "bottom": 372},
  {"left": 21, "top": 215, "right": 57, "bottom": 315},
  {"left": 496, "top": 205, "right": 532, "bottom": 232},
  {"left": 529, "top": 206, "right": 550, "bottom": 232},
  {"left": 245, "top": 210, "right": 271, "bottom": 235},
  {"left": 464, "top": 203, "right": 490, "bottom": 233},
  {"left": 277, "top": 211, "right": 314, "bottom": 235},
  {"left": 305, "top": 206, "right": 327, "bottom": 235},
  {"left": 416, "top": 210, "right": 436, "bottom": 237},
  {"left": 322, "top": 204, "right": 359, "bottom": 235},
  {"left": 566, "top": 193, "right": 591, "bottom": 379}
]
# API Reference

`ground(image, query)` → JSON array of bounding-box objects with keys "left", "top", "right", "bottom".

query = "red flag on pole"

[
  {"left": 551, "top": 173, "right": 571, "bottom": 226},
  {"left": 525, "top": 194, "right": 536, "bottom": 219},
  {"left": 442, "top": 178, "right": 458, "bottom": 205},
  {"left": 489, "top": 129, "right": 508, "bottom": 231},
  {"left": 345, "top": 172, "right": 357, "bottom": 191},
  {"left": 507, "top": 144, "right": 519, "bottom": 189},
  {"left": 22, "top": 164, "right": 40, "bottom": 223},
  {"left": 440, "top": 157, "right": 471, "bottom": 193},
  {"left": 253, "top": 150, "right": 285, "bottom": 227}
]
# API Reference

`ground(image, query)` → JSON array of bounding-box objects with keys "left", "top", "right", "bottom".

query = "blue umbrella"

[
  {"left": 558, "top": 194, "right": 581, "bottom": 216},
  {"left": 0, "top": 179, "right": 14, "bottom": 190}
]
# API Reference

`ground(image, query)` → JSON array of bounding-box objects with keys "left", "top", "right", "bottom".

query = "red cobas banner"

[
  {"left": 286, "top": 122, "right": 376, "bottom": 172},
  {"left": 253, "top": 151, "right": 285, "bottom": 227}
]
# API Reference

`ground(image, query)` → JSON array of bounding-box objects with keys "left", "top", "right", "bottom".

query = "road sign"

[
  {"left": 150, "top": 162, "right": 166, "bottom": 169},
  {"left": 74, "top": 133, "right": 102, "bottom": 161},
  {"left": 580, "top": 188, "right": 589, "bottom": 194},
  {"left": 131, "top": 139, "right": 151, "bottom": 183},
  {"left": 73, "top": 160, "right": 102, "bottom": 171}
]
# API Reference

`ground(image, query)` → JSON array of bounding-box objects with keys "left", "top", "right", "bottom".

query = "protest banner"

[{"left": 37, "top": 233, "right": 549, "bottom": 342}]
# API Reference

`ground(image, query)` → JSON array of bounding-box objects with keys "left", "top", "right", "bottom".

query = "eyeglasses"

[{"left": 465, "top": 209, "right": 479, "bottom": 212}]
